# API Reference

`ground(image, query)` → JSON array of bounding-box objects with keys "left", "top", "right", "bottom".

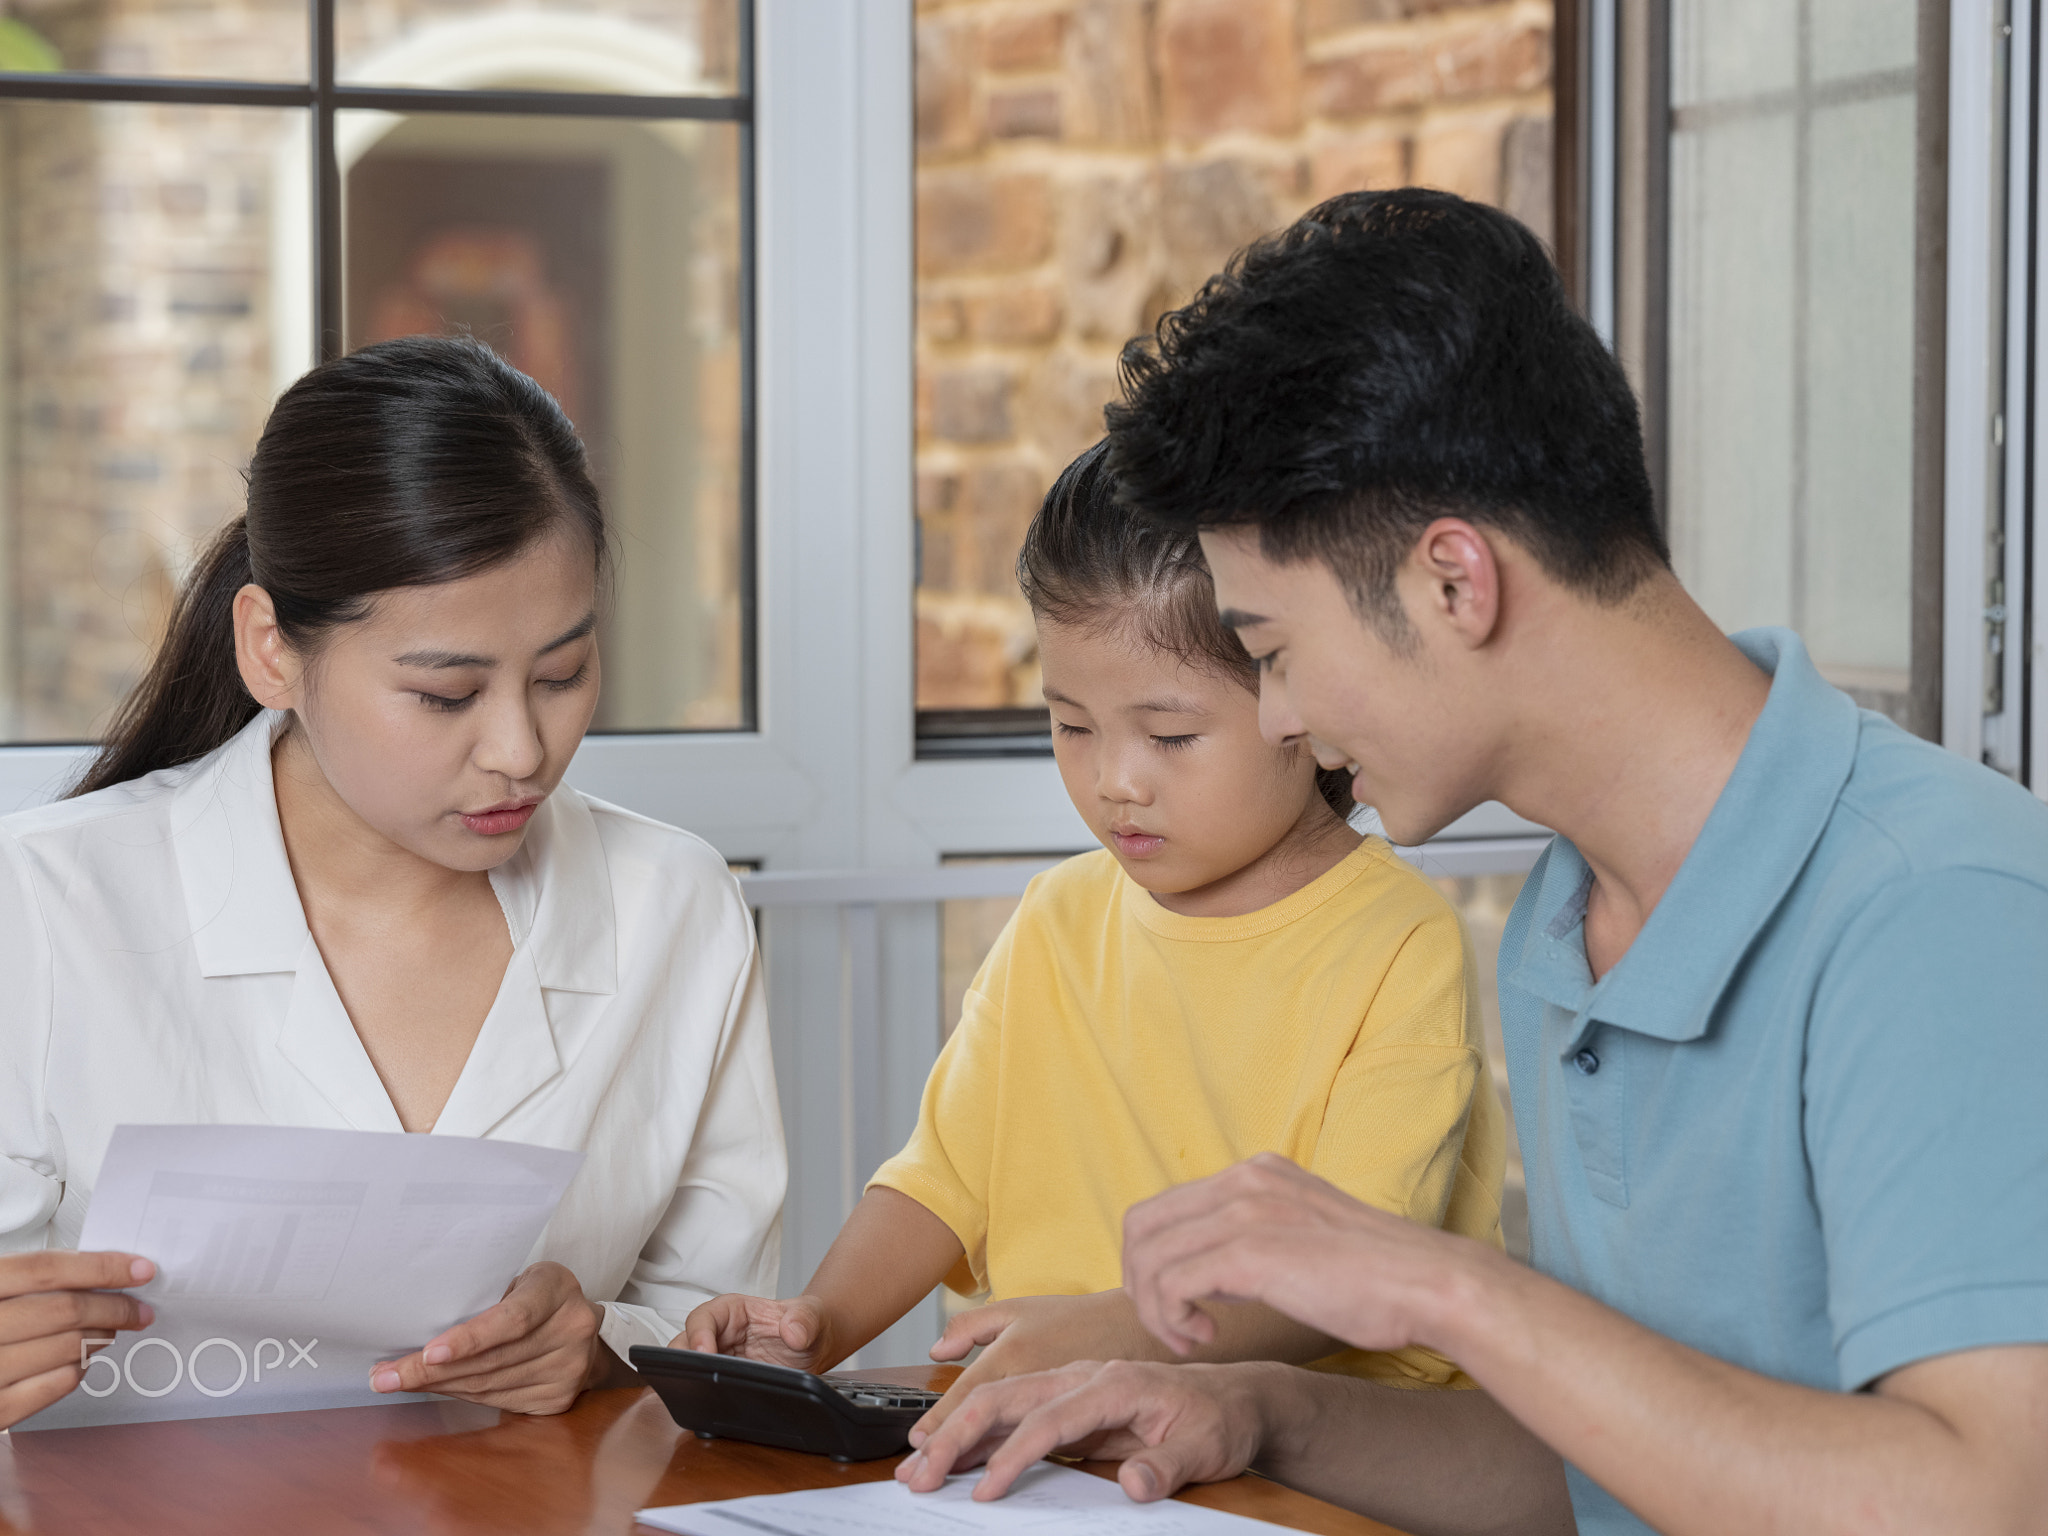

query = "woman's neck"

[{"left": 270, "top": 725, "right": 484, "bottom": 920}]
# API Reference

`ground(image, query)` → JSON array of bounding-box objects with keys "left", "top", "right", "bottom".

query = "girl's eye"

[
  {"left": 417, "top": 690, "right": 476, "bottom": 713},
  {"left": 1251, "top": 651, "right": 1277, "bottom": 673},
  {"left": 1053, "top": 721, "right": 1090, "bottom": 738},
  {"left": 538, "top": 663, "right": 590, "bottom": 694},
  {"left": 1152, "top": 734, "right": 1198, "bottom": 752}
]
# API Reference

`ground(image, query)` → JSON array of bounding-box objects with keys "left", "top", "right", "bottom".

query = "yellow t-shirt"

[{"left": 870, "top": 838, "right": 1505, "bottom": 1388}]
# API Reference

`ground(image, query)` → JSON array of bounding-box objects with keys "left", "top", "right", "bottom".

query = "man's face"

[{"left": 1200, "top": 527, "right": 1495, "bottom": 846}]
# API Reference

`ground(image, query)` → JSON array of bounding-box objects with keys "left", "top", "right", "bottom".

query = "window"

[
  {"left": 910, "top": 0, "right": 1557, "bottom": 747},
  {"left": 0, "top": 0, "right": 748, "bottom": 742}
]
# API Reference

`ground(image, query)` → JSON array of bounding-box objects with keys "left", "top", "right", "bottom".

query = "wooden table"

[{"left": 0, "top": 1366, "right": 1409, "bottom": 1535}]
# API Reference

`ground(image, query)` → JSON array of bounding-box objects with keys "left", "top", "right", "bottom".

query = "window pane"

[
  {"left": 0, "top": 0, "right": 306, "bottom": 80},
  {"left": 341, "top": 110, "right": 746, "bottom": 729},
  {"left": 912, "top": 1, "right": 1555, "bottom": 713},
  {"left": 1666, "top": 0, "right": 1918, "bottom": 723},
  {"left": 0, "top": 101, "right": 310, "bottom": 742},
  {"left": 337, "top": 1, "right": 740, "bottom": 93}
]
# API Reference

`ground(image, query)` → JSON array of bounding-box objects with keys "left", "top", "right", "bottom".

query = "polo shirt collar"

[
  {"left": 1507, "top": 627, "right": 1860, "bottom": 1044},
  {"left": 172, "top": 711, "right": 616, "bottom": 996}
]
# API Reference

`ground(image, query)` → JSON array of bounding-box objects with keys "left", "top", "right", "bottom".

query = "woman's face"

[{"left": 273, "top": 527, "right": 601, "bottom": 873}]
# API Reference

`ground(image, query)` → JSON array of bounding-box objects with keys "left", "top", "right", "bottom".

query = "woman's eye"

[
  {"left": 416, "top": 690, "right": 476, "bottom": 713},
  {"left": 1251, "top": 651, "right": 1277, "bottom": 673},
  {"left": 538, "top": 663, "right": 590, "bottom": 694},
  {"left": 1152, "top": 734, "right": 1198, "bottom": 752},
  {"left": 1053, "top": 721, "right": 1089, "bottom": 738}
]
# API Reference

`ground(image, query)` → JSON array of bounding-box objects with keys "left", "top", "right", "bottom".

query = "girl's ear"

[{"left": 233, "top": 584, "right": 300, "bottom": 711}]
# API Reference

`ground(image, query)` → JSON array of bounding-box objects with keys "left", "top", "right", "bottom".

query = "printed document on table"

[
  {"left": 638, "top": 1463, "right": 1297, "bottom": 1534},
  {"left": 17, "top": 1124, "right": 581, "bottom": 1430}
]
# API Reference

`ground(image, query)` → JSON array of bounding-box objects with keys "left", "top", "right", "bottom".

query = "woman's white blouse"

[{"left": 0, "top": 713, "right": 784, "bottom": 1360}]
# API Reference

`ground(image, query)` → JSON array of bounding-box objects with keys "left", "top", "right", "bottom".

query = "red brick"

[
  {"left": 1311, "top": 16, "right": 1550, "bottom": 120},
  {"left": 1158, "top": 0, "right": 1302, "bottom": 141},
  {"left": 1158, "top": 158, "right": 1282, "bottom": 296},
  {"left": 916, "top": 611, "right": 1017, "bottom": 707},
  {"left": 1309, "top": 132, "right": 1408, "bottom": 201},
  {"left": 918, "top": 171, "right": 1055, "bottom": 275},
  {"left": 964, "top": 459, "right": 1049, "bottom": 590},
  {"left": 964, "top": 285, "right": 1064, "bottom": 344},
  {"left": 1064, "top": 0, "right": 1158, "bottom": 145},
  {"left": 916, "top": 14, "right": 981, "bottom": 155},
  {"left": 1059, "top": 170, "right": 1162, "bottom": 341},
  {"left": 988, "top": 87, "right": 1063, "bottom": 139},
  {"left": 930, "top": 365, "right": 1017, "bottom": 443},
  {"left": 1022, "top": 348, "right": 1122, "bottom": 468},
  {"left": 1303, "top": 0, "right": 1405, "bottom": 38},
  {"left": 986, "top": 9, "right": 1066, "bottom": 70},
  {"left": 919, "top": 290, "right": 967, "bottom": 344},
  {"left": 1412, "top": 115, "right": 1507, "bottom": 202}
]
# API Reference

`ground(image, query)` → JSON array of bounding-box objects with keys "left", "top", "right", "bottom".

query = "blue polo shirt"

[{"left": 1499, "top": 628, "right": 2048, "bottom": 1536}]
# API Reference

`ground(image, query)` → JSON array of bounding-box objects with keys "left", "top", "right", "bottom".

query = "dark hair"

[
  {"left": 1019, "top": 440, "right": 1354, "bottom": 818},
  {"left": 71, "top": 335, "right": 606, "bottom": 797},
  {"left": 1105, "top": 188, "right": 1666, "bottom": 641}
]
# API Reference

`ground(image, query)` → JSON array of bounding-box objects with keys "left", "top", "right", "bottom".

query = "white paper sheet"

[
  {"left": 16, "top": 1124, "right": 581, "bottom": 1430},
  {"left": 637, "top": 1463, "right": 1297, "bottom": 1535}
]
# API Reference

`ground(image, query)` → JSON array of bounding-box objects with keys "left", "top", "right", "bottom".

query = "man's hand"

[
  {"left": 677, "top": 1293, "right": 836, "bottom": 1373},
  {"left": 915, "top": 1291, "right": 1160, "bottom": 1440},
  {"left": 0, "top": 1251, "right": 156, "bottom": 1430},
  {"left": 1123, "top": 1152, "right": 1473, "bottom": 1357},
  {"left": 896, "top": 1359, "right": 1272, "bottom": 1503},
  {"left": 372, "top": 1260, "right": 609, "bottom": 1415}
]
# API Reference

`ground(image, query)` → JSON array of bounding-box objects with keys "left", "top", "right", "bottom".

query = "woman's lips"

[
  {"left": 1110, "top": 829, "right": 1165, "bottom": 859},
  {"left": 460, "top": 800, "right": 540, "bottom": 836}
]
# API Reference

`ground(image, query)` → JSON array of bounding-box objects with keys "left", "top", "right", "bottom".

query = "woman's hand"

[
  {"left": 678, "top": 1293, "right": 836, "bottom": 1373},
  {"left": 371, "top": 1260, "right": 610, "bottom": 1415},
  {"left": 0, "top": 1251, "right": 156, "bottom": 1429},
  {"left": 915, "top": 1291, "right": 1159, "bottom": 1441}
]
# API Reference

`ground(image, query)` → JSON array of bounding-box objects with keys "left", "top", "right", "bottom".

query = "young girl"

[
  {"left": 0, "top": 337, "right": 782, "bottom": 1431},
  {"left": 684, "top": 440, "right": 1503, "bottom": 1420}
]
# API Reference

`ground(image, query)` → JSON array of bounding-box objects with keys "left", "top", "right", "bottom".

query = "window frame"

[
  {"left": 0, "top": 0, "right": 758, "bottom": 751},
  {"left": 1559, "top": 0, "right": 2048, "bottom": 788}
]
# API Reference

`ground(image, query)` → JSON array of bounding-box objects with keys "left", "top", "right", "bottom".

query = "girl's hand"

[
  {"left": 371, "top": 1260, "right": 609, "bottom": 1415},
  {"left": 677, "top": 1293, "right": 836, "bottom": 1373},
  {"left": 0, "top": 1251, "right": 157, "bottom": 1429}
]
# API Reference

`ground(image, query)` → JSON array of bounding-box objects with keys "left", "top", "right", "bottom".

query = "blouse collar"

[{"left": 170, "top": 710, "right": 617, "bottom": 996}]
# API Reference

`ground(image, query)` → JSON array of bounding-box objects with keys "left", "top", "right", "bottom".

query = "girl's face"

[
  {"left": 1037, "top": 615, "right": 1336, "bottom": 909},
  {"left": 252, "top": 527, "right": 602, "bottom": 874}
]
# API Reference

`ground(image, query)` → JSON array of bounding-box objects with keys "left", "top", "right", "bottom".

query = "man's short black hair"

[{"left": 1104, "top": 188, "right": 1666, "bottom": 635}]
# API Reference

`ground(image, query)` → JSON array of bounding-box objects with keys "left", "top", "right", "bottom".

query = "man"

[{"left": 899, "top": 190, "right": 2048, "bottom": 1536}]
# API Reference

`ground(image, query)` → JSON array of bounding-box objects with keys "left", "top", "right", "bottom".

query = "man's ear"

[
  {"left": 1406, "top": 518, "right": 1502, "bottom": 648},
  {"left": 233, "top": 584, "right": 299, "bottom": 711}
]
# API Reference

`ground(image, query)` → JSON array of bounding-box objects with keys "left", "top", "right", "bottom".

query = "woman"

[{"left": 0, "top": 337, "right": 782, "bottom": 1430}]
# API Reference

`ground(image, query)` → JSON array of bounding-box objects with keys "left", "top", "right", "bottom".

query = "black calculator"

[{"left": 629, "top": 1346, "right": 945, "bottom": 1462}]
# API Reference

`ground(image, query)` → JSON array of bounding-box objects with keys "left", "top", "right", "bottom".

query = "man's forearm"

[
  {"left": 1242, "top": 1362, "right": 1574, "bottom": 1536},
  {"left": 1433, "top": 1248, "right": 2048, "bottom": 1536}
]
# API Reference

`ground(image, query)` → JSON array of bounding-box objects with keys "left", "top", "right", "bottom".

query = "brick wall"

[{"left": 914, "top": 0, "right": 1554, "bottom": 708}]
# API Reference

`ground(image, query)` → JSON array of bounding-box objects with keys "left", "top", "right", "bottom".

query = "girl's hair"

[
  {"left": 1017, "top": 439, "right": 1355, "bottom": 818},
  {"left": 71, "top": 335, "right": 607, "bottom": 798}
]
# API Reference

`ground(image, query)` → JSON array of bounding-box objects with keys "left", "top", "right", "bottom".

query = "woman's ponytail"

[{"left": 70, "top": 517, "right": 261, "bottom": 797}]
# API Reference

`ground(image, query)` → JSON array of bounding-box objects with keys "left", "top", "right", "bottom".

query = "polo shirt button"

[{"left": 1574, "top": 1048, "right": 1601, "bottom": 1075}]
